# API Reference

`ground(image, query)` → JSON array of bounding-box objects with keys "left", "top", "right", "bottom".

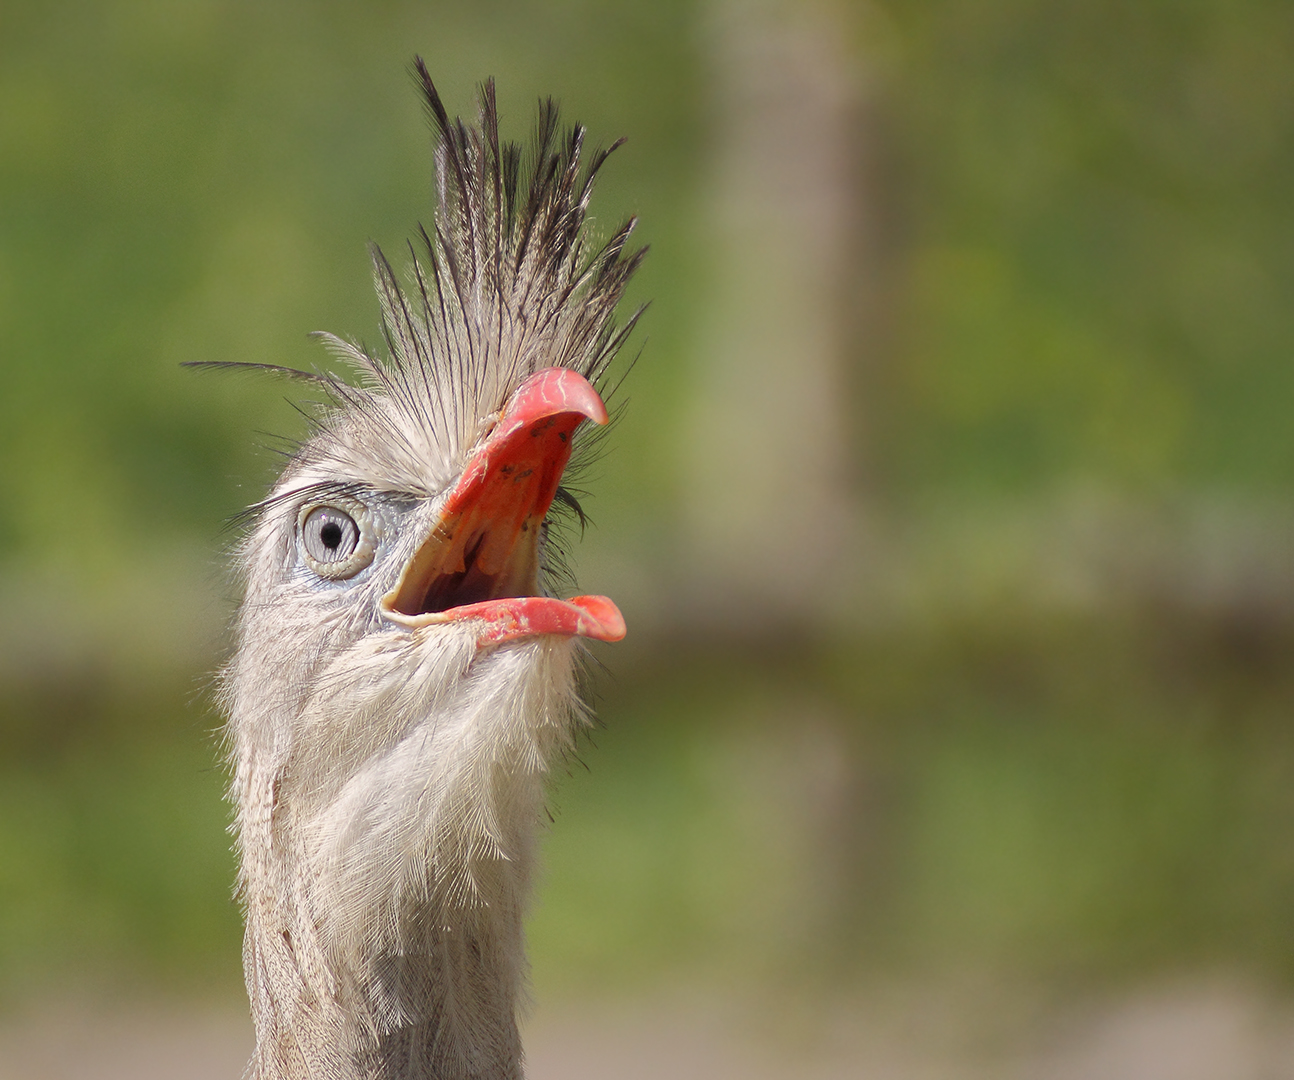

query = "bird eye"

[{"left": 298, "top": 499, "right": 376, "bottom": 580}]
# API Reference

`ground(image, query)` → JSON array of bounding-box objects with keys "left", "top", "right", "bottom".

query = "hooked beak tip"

[{"left": 505, "top": 367, "right": 609, "bottom": 429}]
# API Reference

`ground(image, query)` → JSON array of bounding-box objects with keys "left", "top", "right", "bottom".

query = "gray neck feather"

[{"left": 228, "top": 618, "right": 581, "bottom": 1080}]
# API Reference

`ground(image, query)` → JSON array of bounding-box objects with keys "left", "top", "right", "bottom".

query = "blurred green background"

[{"left": 2, "top": 0, "right": 1293, "bottom": 1013}]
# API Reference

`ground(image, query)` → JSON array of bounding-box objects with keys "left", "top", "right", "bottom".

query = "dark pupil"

[{"left": 320, "top": 521, "right": 344, "bottom": 550}]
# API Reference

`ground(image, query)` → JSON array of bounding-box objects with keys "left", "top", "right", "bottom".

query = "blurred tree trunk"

[{"left": 683, "top": 0, "right": 874, "bottom": 631}]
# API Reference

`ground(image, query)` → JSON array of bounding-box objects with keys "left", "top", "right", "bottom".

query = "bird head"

[{"left": 216, "top": 61, "right": 645, "bottom": 1078}]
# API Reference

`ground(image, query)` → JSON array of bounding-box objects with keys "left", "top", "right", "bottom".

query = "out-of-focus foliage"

[
  {"left": 533, "top": 620, "right": 1294, "bottom": 990},
  {"left": 879, "top": 0, "right": 1294, "bottom": 495},
  {"left": 2, "top": 0, "right": 1293, "bottom": 1001}
]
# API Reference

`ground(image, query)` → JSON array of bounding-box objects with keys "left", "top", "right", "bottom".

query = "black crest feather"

[{"left": 278, "top": 59, "right": 647, "bottom": 497}]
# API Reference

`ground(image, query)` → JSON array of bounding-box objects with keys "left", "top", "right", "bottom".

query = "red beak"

[{"left": 380, "top": 367, "right": 626, "bottom": 645}]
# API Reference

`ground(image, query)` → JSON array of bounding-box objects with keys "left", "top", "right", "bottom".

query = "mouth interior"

[
  {"left": 401, "top": 524, "right": 538, "bottom": 617},
  {"left": 382, "top": 486, "right": 547, "bottom": 624},
  {"left": 419, "top": 533, "right": 493, "bottom": 612}
]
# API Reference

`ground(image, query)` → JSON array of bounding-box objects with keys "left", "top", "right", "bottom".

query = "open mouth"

[{"left": 379, "top": 367, "right": 626, "bottom": 645}]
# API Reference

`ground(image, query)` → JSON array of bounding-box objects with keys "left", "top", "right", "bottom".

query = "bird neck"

[
  {"left": 231, "top": 633, "right": 581, "bottom": 1080},
  {"left": 245, "top": 896, "right": 528, "bottom": 1080}
]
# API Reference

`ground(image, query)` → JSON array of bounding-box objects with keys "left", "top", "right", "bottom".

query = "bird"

[{"left": 211, "top": 60, "right": 644, "bottom": 1080}]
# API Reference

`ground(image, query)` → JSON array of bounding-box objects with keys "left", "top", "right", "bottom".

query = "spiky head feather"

[{"left": 297, "top": 60, "right": 645, "bottom": 500}]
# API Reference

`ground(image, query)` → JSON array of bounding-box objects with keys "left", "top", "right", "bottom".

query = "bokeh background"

[{"left": 3, "top": 0, "right": 1294, "bottom": 1075}]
